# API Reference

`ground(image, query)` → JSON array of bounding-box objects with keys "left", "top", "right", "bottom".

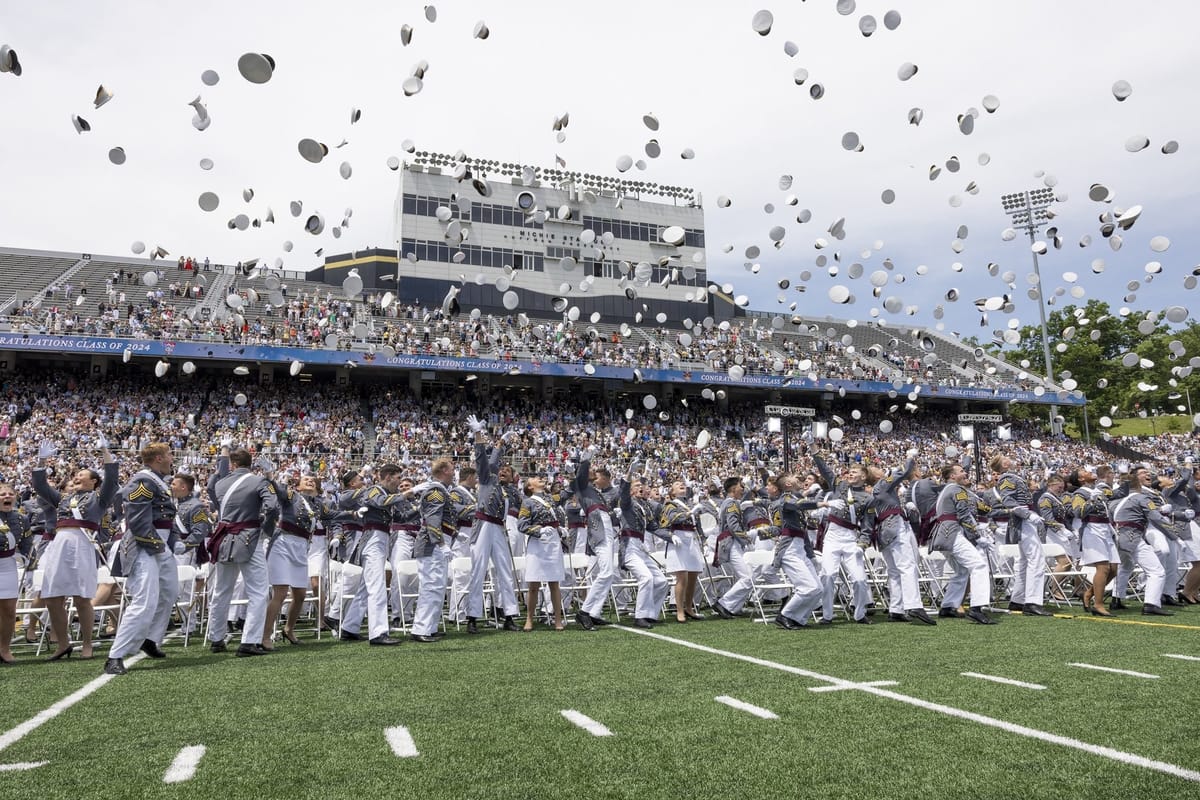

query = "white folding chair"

[
  {"left": 743, "top": 550, "right": 793, "bottom": 623},
  {"left": 447, "top": 556, "right": 473, "bottom": 630},
  {"left": 1043, "top": 542, "right": 1087, "bottom": 607},
  {"left": 171, "top": 564, "right": 198, "bottom": 646},
  {"left": 393, "top": 559, "right": 421, "bottom": 633}
]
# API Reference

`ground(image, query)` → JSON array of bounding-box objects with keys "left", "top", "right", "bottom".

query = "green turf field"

[{"left": 2, "top": 609, "right": 1198, "bottom": 800}]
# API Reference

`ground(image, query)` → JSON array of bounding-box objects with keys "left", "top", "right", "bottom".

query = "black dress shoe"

[
  {"left": 774, "top": 615, "right": 800, "bottom": 630},
  {"left": 502, "top": 617, "right": 521, "bottom": 632},
  {"left": 465, "top": 618, "right": 479, "bottom": 635},
  {"left": 590, "top": 615, "right": 611, "bottom": 626},
  {"left": 339, "top": 630, "right": 363, "bottom": 641},
  {"left": 908, "top": 608, "right": 937, "bottom": 626},
  {"left": 887, "top": 612, "right": 911, "bottom": 623},
  {"left": 235, "top": 643, "right": 270, "bottom": 657},
  {"left": 1161, "top": 595, "right": 1181, "bottom": 607},
  {"left": 103, "top": 657, "right": 127, "bottom": 675},
  {"left": 1110, "top": 598, "right": 1128, "bottom": 610},
  {"left": 817, "top": 618, "right": 834, "bottom": 626},
  {"left": 409, "top": 633, "right": 438, "bottom": 643},
  {"left": 854, "top": 616, "right": 873, "bottom": 625},
  {"left": 431, "top": 630, "right": 446, "bottom": 638},
  {"left": 966, "top": 608, "right": 997, "bottom": 625},
  {"left": 322, "top": 616, "right": 341, "bottom": 632},
  {"left": 1007, "top": 601, "right": 1024, "bottom": 612},
  {"left": 633, "top": 618, "right": 654, "bottom": 629},
  {"left": 140, "top": 639, "right": 166, "bottom": 659},
  {"left": 210, "top": 640, "right": 227, "bottom": 654},
  {"left": 575, "top": 611, "right": 595, "bottom": 631},
  {"left": 938, "top": 607, "right": 965, "bottom": 618},
  {"left": 369, "top": 635, "right": 402, "bottom": 646},
  {"left": 713, "top": 602, "right": 734, "bottom": 620},
  {"left": 1023, "top": 604, "right": 1053, "bottom": 617},
  {"left": 1142, "top": 605, "right": 1175, "bottom": 617}
]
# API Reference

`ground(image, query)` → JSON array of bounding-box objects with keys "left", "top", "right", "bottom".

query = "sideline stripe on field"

[
  {"left": 1163, "top": 654, "right": 1200, "bottom": 662},
  {"left": 560, "top": 710, "right": 613, "bottom": 737},
  {"left": 714, "top": 695, "right": 778, "bottom": 719},
  {"left": 1056, "top": 614, "right": 1200, "bottom": 631},
  {"left": 1068, "top": 663, "right": 1159, "bottom": 679},
  {"left": 162, "top": 745, "right": 206, "bottom": 784},
  {"left": 0, "top": 653, "right": 147, "bottom": 754},
  {"left": 385, "top": 726, "right": 419, "bottom": 758},
  {"left": 809, "top": 680, "right": 897, "bottom": 693},
  {"left": 613, "top": 625, "right": 1200, "bottom": 784},
  {"left": 0, "top": 761, "right": 48, "bottom": 772},
  {"left": 961, "top": 672, "right": 1046, "bottom": 691}
]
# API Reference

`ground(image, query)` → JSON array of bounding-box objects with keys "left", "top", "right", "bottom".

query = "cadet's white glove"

[
  {"left": 1158, "top": 504, "right": 1174, "bottom": 515},
  {"left": 671, "top": 535, "right": 683, "bottom": 547},
  {"left": 255, "top": 457, "right": 275, "bottom": 473},
  {"left": 904, "top": 501, "right": 917, "bottom": 513},
  {"left": 467, "top": 414, "right": 486, "bottom": 433},
  {"left": 906, "top": 448, "right": 919, "bottom": 459},
  {"left": 96, "top": 433, "right": 109, "bottom": 450},
  {"left": 38, "top": 440, "right": 57, "bottom": 459},
  {"left": 220, "top": 436, "right": 233, "bottom": 448},
  {"left": 1184, "top": 509, "right": 1196, "bottom": 521},
  {"left": 540, "top": 526, "right": 558, "bottom": 540},
  {"left": 501, "top": 430, "right": 520, "bottom": 444},
  {"left": 173, "top": 540, "right": 187, "bottom": 555}
]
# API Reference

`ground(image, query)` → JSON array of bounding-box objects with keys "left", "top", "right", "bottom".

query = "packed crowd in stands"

[
  {"left": 0, "top": 368, "right": 1192, "bottom": 500},
  {"left": 5, "top": 277, "right": 1010, "bottom": 390}
]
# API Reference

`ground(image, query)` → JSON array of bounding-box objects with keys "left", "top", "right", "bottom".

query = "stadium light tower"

[{"left": 1001, "top": 187, "right": 1058, "bottom": 429}]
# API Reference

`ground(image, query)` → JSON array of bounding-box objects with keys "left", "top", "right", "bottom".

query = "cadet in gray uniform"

[
  {"left": 930, "top": 463, "right": 995, "bottom": 625},
  {"left": 868, "top": 453, "right": 935, "bottom": 625},
  {"left": 0, "top": 482, "right": 30, "bottom": 664},
  {"left": 170, "top": 473, "right": 210, "bottom": 638},
  {"left": 106, "top": 443, "right": 179, "bottom": 675},
  {"left": 991, "top": 455, "right": 1051, "bottom": 616},
  {"left": 712, "top": 477, "right": 753, "bottom": 618},
  {"left": 576, "top": 448, "right": 617, "bottom": 630},
  {"left": 813, "top": 454, "right": 873, "bottom": 624},
  {"left": 616, "top": 467, "right": 669, "bottom": 628},
  {"left": 770, "top": 475, "right": 825, "bottom": 629},
  {"left": 411, "top": 457, "right": 456, "bottom": 642},
  {"left": 207, "top": 448, "right": 280, "bottom": 656},
  {"left": 464, "top": 416, "right": 520, "bottom": 634},
  {"left": 339, "top": 464, "right": 407, "bottom": 646},
  {"left": 1110, "top": 465, "right": 1174, "bottom": 616}
]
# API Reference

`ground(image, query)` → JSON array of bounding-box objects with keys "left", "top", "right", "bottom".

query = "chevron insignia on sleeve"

[{"left": 128, "top": 482, "right": 154, "bottom": 501}]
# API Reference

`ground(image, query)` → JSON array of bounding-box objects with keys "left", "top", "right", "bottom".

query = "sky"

[{"left": 1, "top": 0, "right": 1198, "bottom": 358}]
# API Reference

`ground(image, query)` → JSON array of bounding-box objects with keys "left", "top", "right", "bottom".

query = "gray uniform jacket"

[
  {"left": 575, "top": 456, "right": 612, "bottom": 549},
  {"left": 115, "top": 467, "right": 176, "bottom": 575},
  {"left": 930, "top": 482, "right": 979, "bottom": 552},
  {"left": 869, "top": 459, "right": 915, "bottom": 546},
  {"left": 416, "top": 480, "right": 453, "bottom": 558},
  {"left": 1109, "top": 490, "right": 1172, "bottom": 553}
]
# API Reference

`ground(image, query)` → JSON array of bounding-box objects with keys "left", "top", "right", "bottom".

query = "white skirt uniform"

[
  {"left": 0, "top": 557, "right": 17, "bottom": 600},
  {"left": 40, "top": 528, "right": 98, "bottom": 598},
  {"left": 307, "top": 534, "right": 327, "bottom": 579},
  {"left": 1079, "top": 522, "right": 1118, "bottom": 565},
  {"left": 267, "top": 533, "right": 309, "bottom": 589},
  {"left": 524, "top": 530, "right": 565, "bottom": 583},
  {"left": 664, "top": 529, "right": 704, "bottom": 573},
  {"left": 1181, "top": 522, "right": 1200, "bottom": 563}
]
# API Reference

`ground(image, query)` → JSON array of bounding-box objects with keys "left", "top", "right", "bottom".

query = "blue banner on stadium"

[{"left": 0, "top": 333, "right": 1083, "bottom": 406}]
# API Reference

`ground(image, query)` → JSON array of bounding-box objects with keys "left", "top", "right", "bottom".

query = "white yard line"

[
  {"left": 560, "top": 710, "right": 613, "bottom": 737},
  {"left": 613, "top": 625, "right": 1200, "bottom": 784},
  {"left": 385, "top": 726, "right": 419, "bottom": 758},
  {"left": 1068, "top": 663, "right": 1159, "bottom": 679},
  {"left": 0, "top": 653, "right": 147, "bottom": 754},
  {"left": 1163, "top": 654, "right": 1200, "bottom": 662},
  {"left": 714, "top": 695, "right": 778, "bottom": 719},
  {"left": 809, "top": 680, "right": 898, "bottom": 693},
  {"left": 0, "top": 761, "right": 48, "bottom": 772},
  {"left": 162, "top": 745, "right": 206, "bottom": 784},
  {"left": 961, "top": 672, "right": 1047, "bottom": 691}
]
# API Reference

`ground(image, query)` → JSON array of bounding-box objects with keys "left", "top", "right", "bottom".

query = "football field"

[{"left": 2, "top": 610, "right": 1198, "bottom": 800}]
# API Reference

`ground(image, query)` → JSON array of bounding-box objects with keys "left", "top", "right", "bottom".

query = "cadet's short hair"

[
  {"left": 377, "top": 464, "right": 402, "bottom": 479},
  {"left": 941, "top": 463, "right": 960, "bottom": 482},
  {"left": 459, "top": 467, "right": 477, "bottom": 481},
  {"left": 140, "top": 442, "right": 170, "bottom": 465},
  {"left": 431, "top": 458, "right": 454, "bottom": 479},
  {"left": 229, "top": 449, "right": 252, "bottom": 468},
  {"left": 988, "top": 455, "right": 1006, "bottom": 474},
  {"left": 723, "top": 476, "right": 742, "bottom": 494},
  {"left": 174, "top": 474, "right": 196, "bottom": 492}
]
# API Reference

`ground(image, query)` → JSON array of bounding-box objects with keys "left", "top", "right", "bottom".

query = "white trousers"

[
  {"left": 110, "top": 548, "right": 177, "bottom": 659},
  {"left": 941, "top": 534, "right": 991, "bottom": 609},
  {"left": 779, "top": 538, "right": 822, "bottom": 623},
  {"left": 342, "top": 530, "right": 390, "bottom": 639},
  {"left": 1115, "top": 538, "right": 1166, "bottom": 603},
  {"left": 880, "top": 529, "right": 922, "bottom": 612},
  {"left": 821, "top": 526, "right": 869, "bottom": 621},
  {"left": 1007, "top": 520, "right": 1046, "bottom": 605},
  {"left": 208, "top": 544, "right": 268, "bottom": 645},
  {"left": 581, "top": 535, "right": 617, "bottom": 618},
  {"left": 468, "top": 520, "right": 519, "bottom": 618},
  {"left": 412, "top": 549, "right": 448, "bottom": 636},
  {"left": 718, "top": 540, "right": 755, "bottom": 614},
  {"left": 1146, "top": 530, "right": 1179, "bottom": 599},
  {"left": 622, "top": 537, "right": 669, "bottom": 620}
]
